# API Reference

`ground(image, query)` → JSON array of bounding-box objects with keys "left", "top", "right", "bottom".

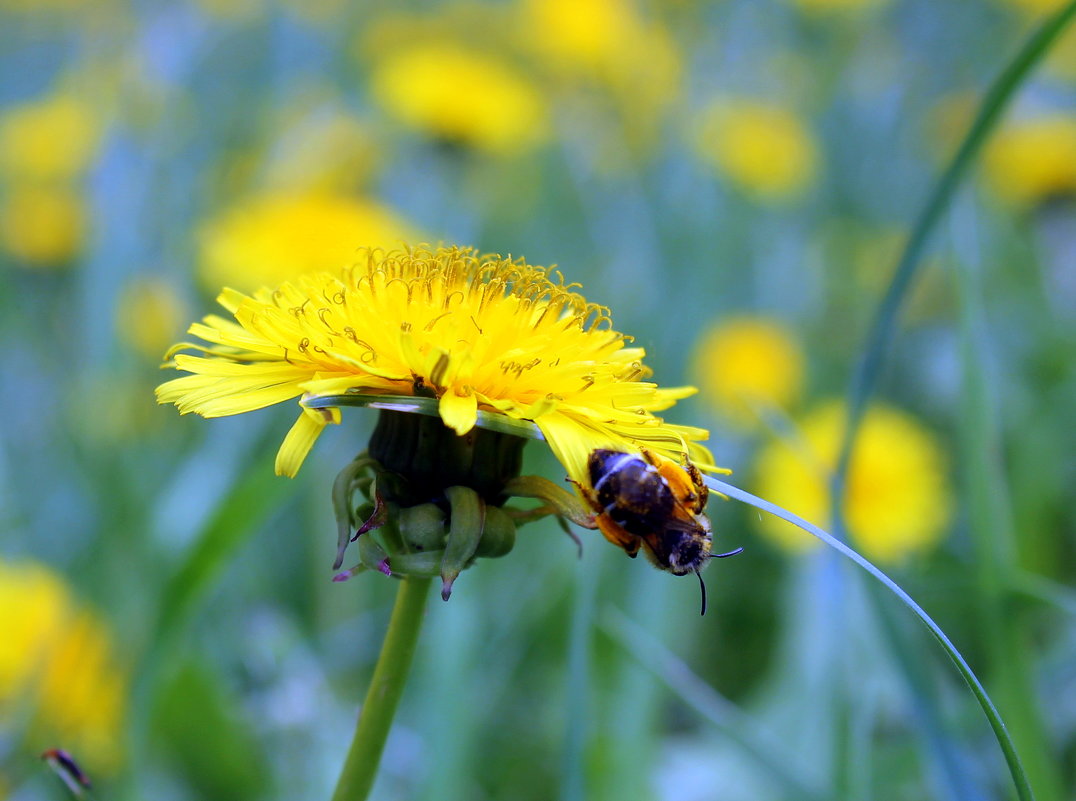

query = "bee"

[{"left": 576, "top": 448, "right": 742, "bottom": 614}]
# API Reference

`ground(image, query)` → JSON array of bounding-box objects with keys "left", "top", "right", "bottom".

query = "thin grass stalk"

[{"left": 704, "top": 476, "right": 1034, "bottom": 801}]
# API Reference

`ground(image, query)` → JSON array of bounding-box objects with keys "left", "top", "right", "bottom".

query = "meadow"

[{"left": 1, "top": 1, "right": 1074, "bottom": 799}]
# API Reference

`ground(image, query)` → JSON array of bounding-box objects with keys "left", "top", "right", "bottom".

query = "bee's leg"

[{"left": 595, "top": 515, "right": 641, "bottom": 558}]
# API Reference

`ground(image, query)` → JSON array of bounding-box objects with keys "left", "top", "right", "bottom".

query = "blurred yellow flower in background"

[
  {"left": 158, "top": 245, "right": 712, "bottom": 482},
  {"left": 691, "top": 316, "right": 804, "bottom": 427},
  {"left": 369, "top": 42, "right": 548, "bottom": 155},
  {"left": 0, "top": 94, "right": 101, "bottom": 182},
  {"left": 752, "top": 400, "right": 952, "bottom": 562},
  {"left": 197, "top": 192, "right": 415, "bottom": 293},
  {"left": 522, "top": 0, "right": 681, "bottom": 156},
  {"left": 0, "top": 559, "right": 126, "bottom": 773},
  {"left": 0, "top": 184, "right": 87, "bottom": 266},
  {"left": 116, "top": 276, "right": 187, "bottom": 361},
  {"left": 695, "top": 98, "right": 819, "bottom": 201},
  {"left": 982, "top": 113, "right": 1076, "bottom": 208},
  {"left": 523, "top": 0, "right": 680, "bottom": 91}
]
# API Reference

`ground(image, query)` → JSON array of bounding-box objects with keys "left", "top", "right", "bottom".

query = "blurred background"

[{"left": 1, "top": 0, "right": 1074, "bottom": 799}]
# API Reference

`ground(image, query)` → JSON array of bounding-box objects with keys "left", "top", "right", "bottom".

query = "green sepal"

[
  {"left": 474, "top": 506, "right": 516, "bottom": 558},
  {"left": 398, "top": 503, "right": 448, "bottom": 552},
  {"left": 381, "top": 549, "right": 447, "bottom": 578},
  {"left": 503, "top": 475, "right": 594, "bottom": 527},
  {"left": 440, "top": 486, "right": 486, "bottom": 601}
]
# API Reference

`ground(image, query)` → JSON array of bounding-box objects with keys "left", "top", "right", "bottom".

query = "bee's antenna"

[
  {"left": 694, "top": 567, "right": 707, "bottom": 617},
  {"left": 714, "top": 546, "right": 744, "bottom": 559}
]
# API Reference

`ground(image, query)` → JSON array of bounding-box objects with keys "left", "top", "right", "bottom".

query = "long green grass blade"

[
  {"left": 832, "top": 0, "right": 1076, "bottom": 490},
  {"left": 703, "top": 476, "right": 1034, "bottom": 801}
]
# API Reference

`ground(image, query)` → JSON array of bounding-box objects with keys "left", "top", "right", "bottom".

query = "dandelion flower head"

[
  {"left": 0, "top": 559, "right": 126, "bottom": 772},
  {"left": 157, "top": 245, "right": 713, "bottom": 483},
  {"left": 691, "top": 316, "right": 804, "bottom": 428},
  {"left": 752, "top": 400, "right": 952, "bottom": 562}
]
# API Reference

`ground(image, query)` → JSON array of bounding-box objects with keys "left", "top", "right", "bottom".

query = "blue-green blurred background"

[{"left": 2, "top": 0, "right": 1074, "bottom": 799}]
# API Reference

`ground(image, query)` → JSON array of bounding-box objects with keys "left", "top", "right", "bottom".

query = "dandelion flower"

[
  {"left": 157, "top": 245, "right": 712, "bottom": 483},
  {"left": 752, "top": 400, "right": 952, "bottom": 562},
  {"left": 695, "top": 98, "right": 819, "bottom": 202},
  {"left": 691, "top": 316, "right": 804, "bottom": 427},
  {"left": 197, "top": 192, "right": 415, "bottom": 292},
  {"left": 0, "top": 559, "right": 126, "bottom": 773},
  {"left": 369, "top": 43, "right": 548, "bottom": 155},
  {"left": 982, "top": 113, "right": 1076, "bottom": 208}
]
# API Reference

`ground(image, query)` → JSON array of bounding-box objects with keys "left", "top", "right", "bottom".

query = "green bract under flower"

[{"left": 156, "top": 245, "right": 715, "bottom": 483}]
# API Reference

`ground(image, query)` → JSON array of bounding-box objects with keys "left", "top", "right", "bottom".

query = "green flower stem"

[
  {"left": 703, "top": 476, "right": 1034, "bottom": 801},
  {"left": 332, "top": 576, "right": 432, "bottom": 801}
]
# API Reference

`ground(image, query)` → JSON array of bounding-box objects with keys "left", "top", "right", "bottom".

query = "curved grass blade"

[
  {"left": 703, "top": 476, "right": 1034, "bottom": 801},
  {"left": 833, "top": 0, "right": 1076, "bottom": 490}
]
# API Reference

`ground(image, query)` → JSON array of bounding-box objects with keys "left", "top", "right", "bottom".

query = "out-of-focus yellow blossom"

[
  {"left": 0, "top": 559, "right": 126, "bottom": 773},
  {"left": 370, "top": 42, "right": 548, "bottom": 155},
  {"left": 753, "top": 401, "right": 952, "bottom": 562},
  {"left": 695, "top": 98, "right": 819, "bottom": 201},
  {"left": 197, "top": 192, "right": 415, "bottom": 292},
  {"left": 116, "top": 277, "right": 187, "bottom": 360},
  {"left": 0, "top": 184, "right": 87, "bottom": 266},
  {"left": 0, "top": 94, "right": 101, "bottom": 182},
  {"left": 793, "top": 0, "right": 887, "bottom": 13},
  {"left": 691, "top": 316, "right": 804, "bottom": 427},
  {"left": 983, "top": 114, "right": 1076, "bottom": 208},
  {"left": 521, "top": 0, "right": 681, "bottom": 151}
]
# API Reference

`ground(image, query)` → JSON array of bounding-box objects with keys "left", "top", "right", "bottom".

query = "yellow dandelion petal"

[
  {"left": 158, "top": 245, "right": 713, "bottom": 484},
  {"left": 439, "top": 386, "right": 479, "bottom": 435},
  {"left": 276, "top": 405, "right": 341, "bottom": 477}
]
